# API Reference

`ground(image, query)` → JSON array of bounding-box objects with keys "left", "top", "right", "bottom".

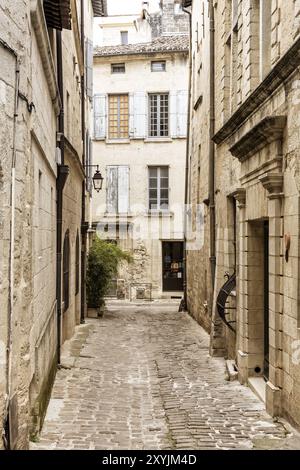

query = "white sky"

[{"left": 107, "top": 0, "right": 161, "bottom": 16}]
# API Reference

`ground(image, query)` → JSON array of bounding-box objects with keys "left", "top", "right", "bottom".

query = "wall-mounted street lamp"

[{"left": 85, "top": 165, "right": 104, "bottom": 192}]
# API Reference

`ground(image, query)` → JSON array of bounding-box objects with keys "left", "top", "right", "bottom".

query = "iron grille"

[{"left": 216, "top": 272, "right": 236, "bottom": 332}]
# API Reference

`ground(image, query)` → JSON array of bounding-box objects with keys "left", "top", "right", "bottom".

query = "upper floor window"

[
  {"left": 107, "top": 166, "right": 130, "bottom": 214},
  {"left": 120, "top": 31, "right": 128, "bottom": 45},
  {"left": 108, "top": 94, "right": 129, "bottom": 139},
  {"left": 149, "top": 167, "right": 169, "bottom": 211},
  {"left": 174, "top": 2, "right": 183, "bottom": 15},
  {"left": 148, "top": 93, "right": 169, "bottom": 138},
  {"left": 151, "top": 61, "right": 166, "bottom": 72},
  {"left": 111, "top": 63, "right": 126, "bottom": 74}
]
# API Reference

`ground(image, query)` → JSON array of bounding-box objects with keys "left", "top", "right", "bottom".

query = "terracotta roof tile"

[{"left": 94, "top": 35, "right": 189, "bottom": 57}]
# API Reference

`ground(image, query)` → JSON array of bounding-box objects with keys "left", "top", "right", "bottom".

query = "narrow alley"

[{"left": 31, "top": 302, "right": 300, "bottom": 451}]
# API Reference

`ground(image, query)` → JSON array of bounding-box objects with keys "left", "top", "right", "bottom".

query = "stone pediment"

[{"left": 229, "top": 116, "right": 287, "bottom": 162}]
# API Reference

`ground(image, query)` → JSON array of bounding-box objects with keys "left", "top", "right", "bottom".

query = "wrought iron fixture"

[
  {"left": 216, "top": 272, "right": 236, "bottom": 332},
  {"left": 85, "top": 165, "right": 104, "bottom": 192}
]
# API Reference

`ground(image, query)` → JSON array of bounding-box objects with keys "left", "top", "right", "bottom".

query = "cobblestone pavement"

[{"left": 31, "top": 302, "right": 300, "bottom": 450}]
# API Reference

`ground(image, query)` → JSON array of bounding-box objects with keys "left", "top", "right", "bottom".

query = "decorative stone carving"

[
  {"left": 231, "top": 188, "right": 246, "bottom": 208},
  {"left": 259, "top": 172, "right": 284, "bottom": 199},
  {"left": 229, "top": 116, "right": 287, "bottom": 162}
]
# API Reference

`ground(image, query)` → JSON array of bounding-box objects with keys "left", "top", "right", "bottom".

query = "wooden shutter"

[
  {"left": 118, "top": 166, "right": 129, "bottom": 213},
  {"left": 86, "top": 39, "right": 93, "bottom": 99},
  {"left": 133, "top": 92, "right": 147, "bottom": 138},
  {"left": 177, "top": 90, "right": 188, "bottom": 137},
  {"left": 169, "top": 91, "right": 177, "bottom": 138},
  {"left": 94, "top": 94, "right": 107, "bottom": 139},
  {"left": 106, "top": 166, "right": 118, "bottom": 213}
]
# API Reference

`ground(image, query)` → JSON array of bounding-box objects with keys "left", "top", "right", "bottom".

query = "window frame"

[
  {"left": 148, "top": 166, "right": 169, "bottom": 212},
  {"left": 108, "top": 94, "right": 129, "bottom": 140},
  {"left": 148, "top": 93, "right": 169, "bottom": 138},
  {"left": 151, "top": 60, "right": 166, "bottom": 72},
  {"left": 111, "top": 63, "right": 126, "bottom": 74},
  {"left": 120, "top": 31, "right": 128, "bottom": 45}
]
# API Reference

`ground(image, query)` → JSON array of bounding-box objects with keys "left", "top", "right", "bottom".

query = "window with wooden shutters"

[
  {"left": 108, "top": 94, "right": 129, "bottom": 139},
  {"left": 75, "top": 232, "right": 80, "bottom": 296},
  {"left": 63, "top": 230, "right": 70, "bottom": 312},
  {"left": 148, "top": 167, "right": 169, "bottom": 211},
  {"left": 107, "top": 166, "right": 130, "bottom": 214},
  {"left": 149, "top": 93, "right": 169, "bottom": 137}
]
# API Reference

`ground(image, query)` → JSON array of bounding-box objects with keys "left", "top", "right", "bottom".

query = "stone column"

[
  {"left": 259, "top": 173, "right": 284, "bottom": 417},
  {"left": 232, "top": 189, "right": 248, "bottom": 384}
]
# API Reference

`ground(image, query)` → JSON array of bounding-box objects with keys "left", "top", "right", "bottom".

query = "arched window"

[
  {"left": 63, "top": 230, "right": 70, "bottom": 312},
  {"left": 75, "top": 231, "right": 80, "bottom": 296}
]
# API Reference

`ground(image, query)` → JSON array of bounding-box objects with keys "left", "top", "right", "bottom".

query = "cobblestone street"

[{"left": 31, "top": 302, "right": 300, "bottom": 450}]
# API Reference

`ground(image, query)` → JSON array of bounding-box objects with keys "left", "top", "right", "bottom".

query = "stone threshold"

[{"left": 248, "top": 377, "right": 266, "bottom": 404}]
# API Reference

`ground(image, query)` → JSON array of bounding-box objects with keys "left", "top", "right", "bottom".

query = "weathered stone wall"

[
  {"left": 187, "top": 0, "right": 300, "bottom": 428},
  {"left": 0, "top": 0, "right": 95, "bottom": 449},
  {"left": 150, "top": 0, "right": 189, "bottom": 38},
  {"left": 186, "top": 0, "right": 212, "bottom": 333}
]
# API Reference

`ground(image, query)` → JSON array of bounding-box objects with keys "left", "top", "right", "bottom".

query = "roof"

[
  {"left": 92, "top": 0, "right": 107, "bottom": 17},
  {"left": 94, "top": 35, "right": 189, "bottom": 57}
]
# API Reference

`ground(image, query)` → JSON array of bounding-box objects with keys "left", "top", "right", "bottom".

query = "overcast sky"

[{"left": 107, "top": 0, "right": 161, "bottom": 16}]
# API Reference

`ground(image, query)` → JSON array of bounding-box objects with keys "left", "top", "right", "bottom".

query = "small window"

[
  {"left": 174, "top": 2, "right": 183, "bottom": 15},
  {"left": 151, "top": 61, "right": 166, "bottom": 72},
  {"left": 120, "top": 31, "right": 128, "bottom": 45},
  {"left": 111, "top": 63, "right": 126, "bottom": 74}
]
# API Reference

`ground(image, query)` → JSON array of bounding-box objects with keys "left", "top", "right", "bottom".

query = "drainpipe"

[
  {"left": 80, "top": 0, "right": 87, "bottom": 324},
  {"left": 209, "top": 0, "right": 216, "bottom": 293},
  {"left": 56, "top": 30, "right": 68, "bottom": 365},
  {"left": 1, "top": 37, "right": 19, "bottom": 450},
  {"left": 182, "top": 4, "right": 192, "bottom": 311}
]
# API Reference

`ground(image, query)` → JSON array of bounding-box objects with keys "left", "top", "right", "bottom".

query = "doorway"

[
  {"left": 247, "top": 219, "right": 270, "bottom": 381},
  {"left": 263, "top": 220, "right": 269, "bottom": 380},
  {"left": 162, "top": 242, "right": 184, "bottom": 291}
]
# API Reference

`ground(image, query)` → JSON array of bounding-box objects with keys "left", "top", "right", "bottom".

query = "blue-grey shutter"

[
  {"left": 131, "top": 92, "right": 147, "bottom": 138},
  {"left": 118, "top": 166, "right": 130, "bottom": 213},
  {"left": 86, "top": 40, "right": 93, "bottom": 99},
  {"left": 94, "top": 94, "right": 106, "bottom": 139},
  {"left": 177, "top": 90, "right": 188, "bottom": 137},
  {"left": 106, "top": 166, "right": 118, "bottom": 213},
  {"left": 169, "top": 91, "right": 177, "bottom": 138}
]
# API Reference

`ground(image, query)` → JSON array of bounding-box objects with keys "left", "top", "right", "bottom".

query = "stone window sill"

[
  {"left": 106, "top": 139, "right": 130, "bottom": 144},
  {"left": 144, "top": 138, "right": 173, "bottom": 143}
]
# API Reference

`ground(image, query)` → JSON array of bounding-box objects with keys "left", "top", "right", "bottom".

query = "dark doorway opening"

[{"left": 162, "top": 241, "right": 184, "bottom": 291}]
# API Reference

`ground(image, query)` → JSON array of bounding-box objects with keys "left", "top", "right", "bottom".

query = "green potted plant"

[{"left": 86, "top": 238, "right": 132, "bottom": 317}]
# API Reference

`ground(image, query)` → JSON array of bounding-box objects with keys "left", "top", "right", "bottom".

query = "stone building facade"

[
  {"left": 0, "top": 0, "right": 106, "bottom": 450},
  {"left": 184, "top": 0, "right": 300, "bottom": 428},
  {"left": 92, "top": 1, "right": 189, "bottom": 300}
]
